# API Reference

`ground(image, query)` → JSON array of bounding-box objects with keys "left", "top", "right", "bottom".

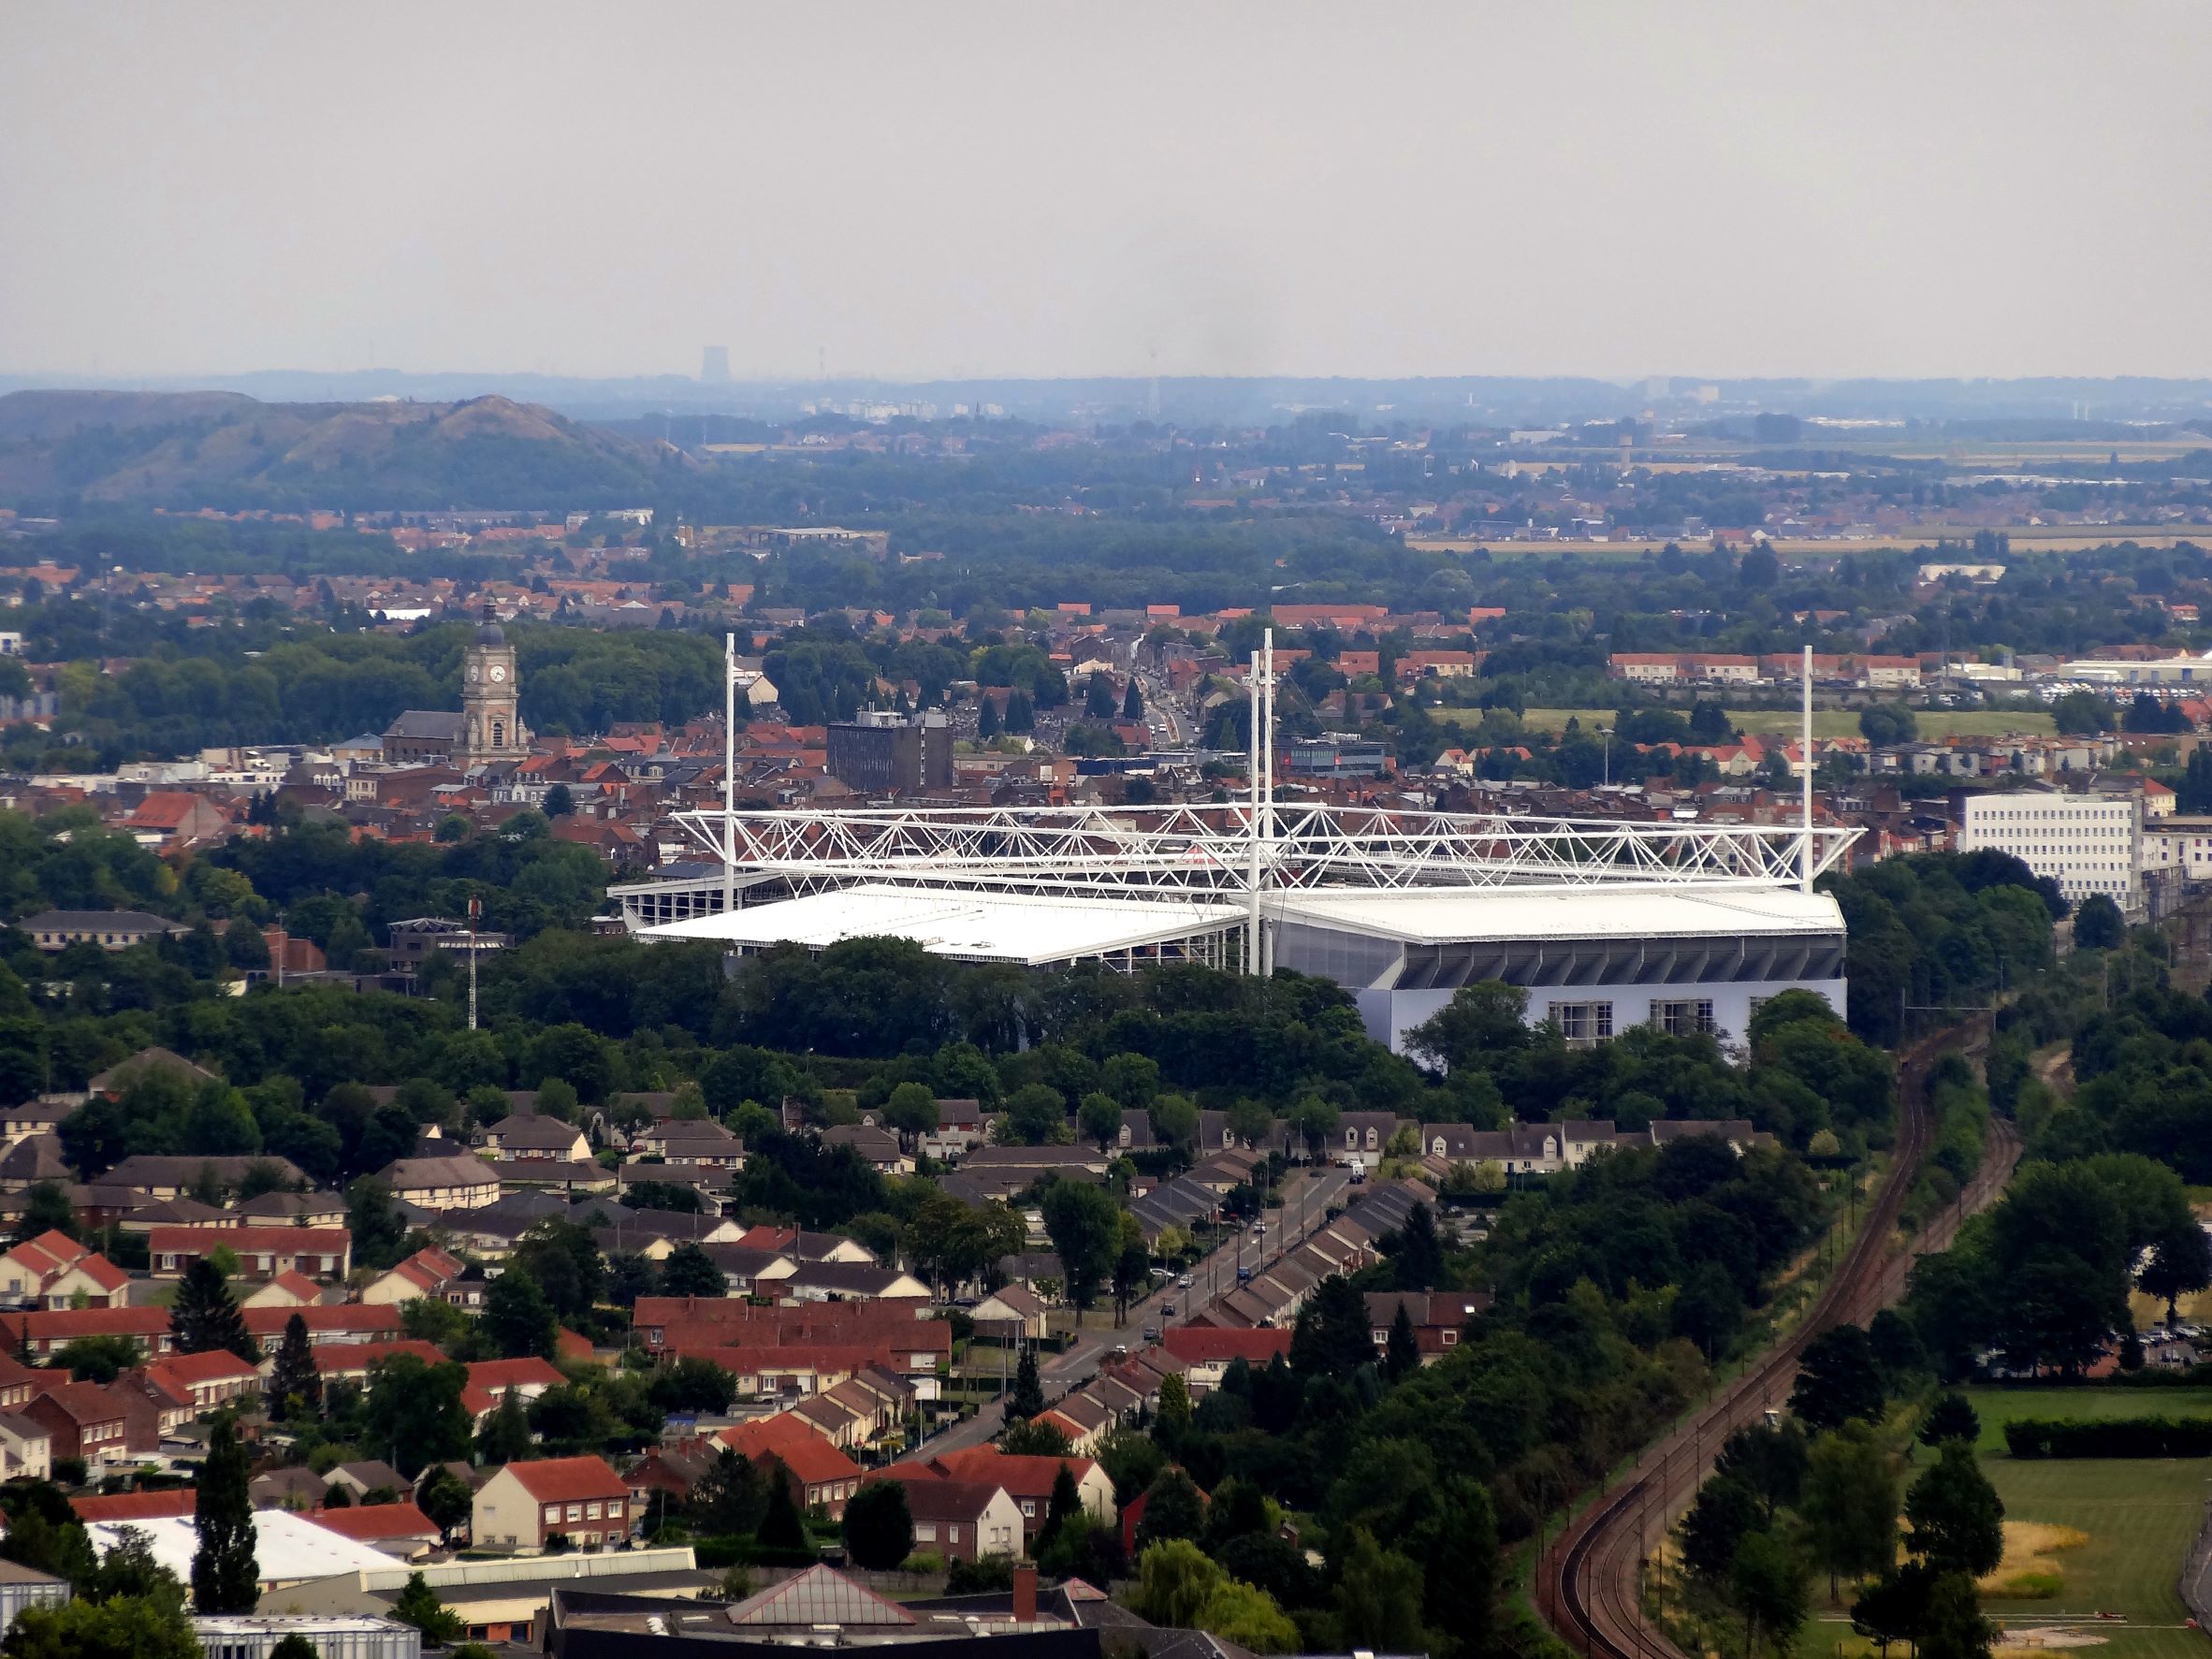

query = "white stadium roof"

[
  {"left": 1270, "top": 883, "right": 1844, "bottom": 944},
  {"left": 640, "top": 882, "right": 1245, "bottom": 966}
]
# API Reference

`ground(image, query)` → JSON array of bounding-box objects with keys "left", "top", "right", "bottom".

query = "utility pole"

[
  {"left": 467, "top": 895, "right": 481, "bottom": 1032},
  {"left": 1800, "top": 645, "right": 1815, "bottom": 893},
  {"left": 723, "top": 632, "right": 737, "bottom": 919}
]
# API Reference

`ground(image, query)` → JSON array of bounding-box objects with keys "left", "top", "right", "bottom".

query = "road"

[
  {"left": 923, "top": 1165, "right": 1351, "bottom": 1456},
  {"left": 1540, "top": 1018, "right": 2020, "bottom": 1659}
]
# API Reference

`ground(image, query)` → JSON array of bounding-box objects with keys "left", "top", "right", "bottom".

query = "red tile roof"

[
  {"left": 243, "top": 1304, "right": 401, "bottom": 1340},
  {"left": 151, "top": 1226, "right": 350, "bottom": 1255},
  {"left": 72, "top": 1487, "right": 196, "bottom": 1521},
  {"left": 307, "top": 1501, "right": 442, "bottom": 1542},
  {"left": 926, "top": 1447, "right": 1099, "bottom": 1501},
  {"left": 1160, "top": 1327, "right": 1293, "bottom": 1364},
  {"left": 501, "top": 1454, "right": 627, "bottom": 1504},
  {"left": 465, "top": 1358, "right": 564, "bottom": 1393},
  {"left": 145, "top": 1349, "right": 260, "bottom": 1385}
]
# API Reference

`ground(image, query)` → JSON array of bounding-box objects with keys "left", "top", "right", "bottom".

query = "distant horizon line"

[{"left": 7, "top": 368, "right": 2212, "bottom": 392}]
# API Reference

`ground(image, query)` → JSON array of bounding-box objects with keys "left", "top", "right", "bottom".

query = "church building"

[{"left": 381, "top": 606, "right": 532, "bottom": 767}]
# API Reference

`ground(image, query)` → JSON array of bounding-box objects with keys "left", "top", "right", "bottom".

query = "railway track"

[{"left": 1539, "top": 1021, "right": 2018, "bottom": 1659}]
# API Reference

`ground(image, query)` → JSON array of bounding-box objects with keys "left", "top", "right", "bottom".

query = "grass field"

[
  {"left": 1479, "top": 706, "right": 2059, "bottom": 740},
  {"left": 1956, "top": 1387, "right": 2212, "bottom": 1659}
]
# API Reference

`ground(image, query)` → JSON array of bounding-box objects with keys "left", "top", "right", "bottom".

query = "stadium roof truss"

[{"left": 672, "top": 800, "right": 1860, "bottom": 901}]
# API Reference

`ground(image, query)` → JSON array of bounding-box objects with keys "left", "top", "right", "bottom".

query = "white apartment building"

[{"left": 1957, "top": 790, "right": 2143, "bottom": 917}]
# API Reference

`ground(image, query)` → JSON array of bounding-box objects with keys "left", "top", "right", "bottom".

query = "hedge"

[
  {"left": 692, "top": 1536, "right": 823, "bottom": 1569},
  {"left": 2002, "top": 1416, "right": 2212, "bottom": 1458}
]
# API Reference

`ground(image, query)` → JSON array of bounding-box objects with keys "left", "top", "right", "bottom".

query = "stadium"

[{"left": 616, "top": 641, "right": 1856, "bottom": 1055}]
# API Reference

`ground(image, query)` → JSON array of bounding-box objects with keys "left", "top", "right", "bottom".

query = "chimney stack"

[{"left": 1012, "top": 1563, "right": 1038, "bottom": 1624}]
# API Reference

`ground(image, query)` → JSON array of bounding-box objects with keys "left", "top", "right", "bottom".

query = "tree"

[
  {"left": 85, "top": 1523, "right": 184, "bottom": 1608},
  {"left": 477, "top": 1388, "right": 533, "bottom": 1463},
  {"left": 1040, "top": 1463, "right": 1082, "bottom": 1556},
  {"left": 1904, "top": 1443, "right": 2003, "bottom": 1579},
  {"left": 660, "top": 1242, "right": 726, "bottom": 1299},
  {"left": 1730, "top": 1528, "right": 1809, "bottom": 1658},
  {"left": 1334, "top": 1526, "right": 1429, "bottom": 1652},
  {"left": 1405, "top": 981, "right": 1532, "bottom": 1074},
  {"left": 1000, "top": 1418, "right": 1072, "bottom": 1457},
  {"left": 648, "top": 1356, "right": 737, "bottom": 1415},
  {"left": 1077, "top": 1092, "right": 1123, "bottom": 1151},
  {"left": 1289, "top": 1095, "right": 1340, "bottom": 1160},
  {"left": 1157, "top": 1372, "right": 1192, "bottom": 1438},
  {"left": 1132, "top": 1538, "right": 1225, "bottom": 1627},
  {"left": 1802, "top": 1424, "right": 1899, "bottom": 1600},
  {"left": 1041, "top": 1179, "right": 1121, "bottom": 1313},
  {"left": 1918, "top": 1571, "right": 1996, "bottom": 1659},
  {"left": 345, "top": 1177, "right": 408, "bottom": 1272},
  {"left": 269, "top": 1637, "right": 321, "bottom": 1659},
  {"left": 756, "top": 1463, "right": 809, "bottom": 1551},
  {"left": 1290, "top": 1275, "right": 1374, "bottom": 1380},
  {"left": 1714, "top": 1423, "right": 1808, "bottom": 1524},
  {"left": 1789, "top": 1324, "right": 1885, "bottom": 1432},
  {"left": 267, "top": 1313, "right": 322, "bottom": 1420},
  {"left": 2140, "top": 1213, "right": 2212, "bottom": 1322},
  {"left": 482, "top": 1268, "right": 559, "bottom": 1359},
  {"left": 690, "top": 1448, "right": 769, "bottom": 1536},
  {"left": 1681, "top": 1472, "right": 1762, "bottom": 1583},
  {"left": 844, "top": 1480, "right": 915, "bottom": 1570},
  {"left": 1918, "top": 1393, "right": 1981, "bottom": 1448},
  {"left": 1010, "top": 1348, "right": 1045, "bottom": 1419},
  {"left": 169, "top": 1259, "right": 255, "bottom": 1362},
  {"left": 417, "top": 1464, "right": 474, "bottom": 1539},
  {"left": 191, "top": 1415, "right": 257, "bottom": 1614},
  {"left": 2074, "top": 893, "right": 2124, "bottom": 950},
  {"left": 544, "top": 783, "right": 575, "bottom": 818},
  {"left": 15, "top": 1184, "right": 76, "bottom": 1244},
  {"left": 1852, "top": 1562, "right": 1934, "bottom": 1659},
  {"left": 1136, "top": 1468, "right": 1206, "bottom": 1551},
  {"left": 392, "top": 1571, "right": 463, "bottom": 1643},
  {"left": 1858, "top": 704, "right": 1918, "bottom": 746},
  {"left": 1392, "top": 1203, "right": 1445, "bottom": 1290},
  {"left": 1002, "top": 1084, "right": 1069, "bottom": 1146},
  {"left": 0, "top": 1595, "right": 203, "bottom": 1659},
  {"left": 1385, "top": 1302, "right": 1420, "bottom": 1381},
  {"left": 882, "top": 1081, "right": 939, "bottom": 1145},
  {"left": 363, "top": 1355, "right": 474, "bottom": 1478}
]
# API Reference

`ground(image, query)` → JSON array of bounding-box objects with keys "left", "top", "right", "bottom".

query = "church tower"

[{"left": 460, "top": 603, "right": 529, "bottom": 765}]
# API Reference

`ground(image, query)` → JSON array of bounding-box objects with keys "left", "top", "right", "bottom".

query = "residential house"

[
  {"left": 0, "top": 1232, "right": 130, "bottom": 1309},
  {"left": 150, "top": 1226, "right": 351, "bottom": 1281},
  {"left": 100, "top": 1153, "right": 307, "bottom": 1201},
  {"left": 472, "top": 1455, "right": 631, "bottom": 1552},
  {"left": 717, "top": 1417, "right": 866, "bottom": 1519},
  {"left": 240, "top": 1269, "right": 327, "bottom": 1310},
  {"left": 872, "top": 1472, "right": 1024, "bottom": 1563},
  {"left": 372, "top": 1155, "right": 500, "bottom": 1213},
  {"left": 19, "top": 910, "right": 189, "bottom": 953},
  {"left": 360, "top": 1244, "right": 469, "bottom": 1306},
  {"left": 0, "top": 1412, "right": 50, "bottom": 1481},
  {"left": 915, "top": 1447, "right": 1114, "bottom": 1549},
  {"left": 971, "top": 1285, "right": 1049, "bottom": 1342},
  {"left": 1361, "top": 1290, "right": 1492, "bottom": 1363},
  {"left": 481, "top": 1116, "right": 591, "bottom": 1162},
  {"left": 22, "top": 1380, "right": 137, "bottom": 1465},
  {"left": 306, "top": 1501, "right": 444, "bottom": 1560},
  {"left": 140, "top": 1349, "right": 264, "bottom": 1413},
  {"left": 822, "top": 1124, "right": 912, "bottom": 1175},
  {"left": 1159, "top": 1327, "right": 1292, "bottom": 1392},
  {"left": 326, "top": 1460, "right": 412, "bottom": 1503}
]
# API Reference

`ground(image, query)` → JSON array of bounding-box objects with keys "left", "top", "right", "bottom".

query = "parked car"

[{"left": 1177, "top": 1273, "right": 1193, "bottom": 1288}]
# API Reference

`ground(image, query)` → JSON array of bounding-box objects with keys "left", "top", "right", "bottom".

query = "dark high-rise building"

[{"left": 826, "top": 710, "right": 953, "bottom": 794}]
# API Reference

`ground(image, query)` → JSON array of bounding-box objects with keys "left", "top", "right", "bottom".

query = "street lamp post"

[{"left": 1600, "top": 725, "right": 1614, "bottom": 788}]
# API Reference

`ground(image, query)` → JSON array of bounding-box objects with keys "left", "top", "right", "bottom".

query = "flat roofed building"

[{"left": 1269, "top": 883, "right": 1846, "bottom": 1053}]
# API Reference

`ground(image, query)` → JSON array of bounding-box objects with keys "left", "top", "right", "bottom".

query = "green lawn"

[{"left": 1958, "top": 1387, "right": 2212, "bottom": 1653}]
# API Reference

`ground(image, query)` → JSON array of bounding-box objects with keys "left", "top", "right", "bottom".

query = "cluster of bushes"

[{"left": 2001, "top": 1416, "right": 2212, "bottom": 1459}]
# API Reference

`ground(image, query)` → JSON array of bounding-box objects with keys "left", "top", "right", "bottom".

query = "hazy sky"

[{"left": 7, "top": 3, "right": 2212, "bottom": 383}]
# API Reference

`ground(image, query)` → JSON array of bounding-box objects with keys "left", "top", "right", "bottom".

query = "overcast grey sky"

[{"left": 6, "top": 3, "right": 2211, "bottom": 383}]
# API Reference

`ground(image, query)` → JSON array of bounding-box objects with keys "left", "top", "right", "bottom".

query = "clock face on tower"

[
  {"left": 467, "top": 664, "right": 480, "bottom": 682},
  {"left": 490, "top": 665, "right": 507, "bottom": 683}
]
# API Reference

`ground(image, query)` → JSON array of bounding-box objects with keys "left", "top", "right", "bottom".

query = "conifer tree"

[
  {"left": 191, "top": 1414, "right": 258, "bottom": 1613},
  {"left": 267, "top": 1312, "right": 321, "bottom": 1421},
  {"left": 170, "top": 1258, "right": 256, "bottom": 1362}
]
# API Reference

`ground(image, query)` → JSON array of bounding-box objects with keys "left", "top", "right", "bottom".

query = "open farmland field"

[{"left": 1957, "top": 1386, "right": 2212, "bottom": 1659}]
